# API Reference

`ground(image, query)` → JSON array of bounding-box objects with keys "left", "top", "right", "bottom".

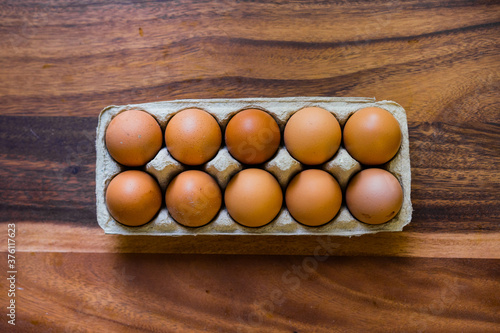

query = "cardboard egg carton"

[{"left": 96, "top": 97, "right": 412, "bottom": 236}]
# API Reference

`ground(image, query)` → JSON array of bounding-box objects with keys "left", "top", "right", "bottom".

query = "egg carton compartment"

[{"left": 96, "top": 97, "right": 412, "bottom": 236}]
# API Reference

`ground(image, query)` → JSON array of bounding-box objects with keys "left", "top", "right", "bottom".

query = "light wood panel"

[{"left": 1, "top": 223, "right": 498, "bottom": 258}]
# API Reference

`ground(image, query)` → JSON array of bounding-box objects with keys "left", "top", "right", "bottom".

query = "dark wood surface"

[{"left": 1, "top": 0, "right": 499, "bottom": 331}]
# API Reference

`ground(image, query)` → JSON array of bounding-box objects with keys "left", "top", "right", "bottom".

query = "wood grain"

[
  {"left": 0, "top": 1, "right": 498, "bottom": 118},
  {"left": 0, "top": 0, "right": 499, "bottom": 331},
  {"left": 1, "top": 253, "right": 498, "bottom": 332},
  {"left": 5, "top": 223, "right": 499, "bottom": 258}
]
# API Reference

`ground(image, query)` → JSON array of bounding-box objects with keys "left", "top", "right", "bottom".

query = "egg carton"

[{"left": 96, "top": 97, "right": 412, "bottom": 236}]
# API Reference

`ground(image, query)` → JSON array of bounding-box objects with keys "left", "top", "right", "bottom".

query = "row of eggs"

[
  {"left": 105, "top": 106, "right": 402, "bottom": 167},
  {"left": 104, "top": 106, "right": 404, "bottom": 229},
  {"left": 106, "top": 167, "right": 402, "bottom": 228}
]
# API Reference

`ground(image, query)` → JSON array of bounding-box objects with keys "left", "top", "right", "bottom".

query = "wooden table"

[{"left": 1, "top": 1, "right": 499, "bottom": 332}]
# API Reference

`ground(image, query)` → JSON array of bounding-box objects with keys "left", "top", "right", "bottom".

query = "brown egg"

[
  {"left": 165, "top": 108, "right": 222, "bottom": 165},
  {"left": 105, "top": 170, "right": 162, "bottom": 226},
  {"left": 284, "top": 106, "right": 341, "bottom": 165},
  {"left": 165, "top": 170, "right": 222, "bottom": 227},
  {"left": 346, "top": 168, "right": 403, "bottom": 224},
  {"left": 225, "top": 109, "right": 281, "bottom": 164},
  {"left": 105, "top": 110, "right": 163, "bottom": 166},
  {"left": 343, "top": 107, "right": 402, "bottom": 165},
  {"left": 224, "top": 169, "right": 282, "bottom": 227},
  {"left": 286, "top": 170, "right": 342, "bottom": 226}
]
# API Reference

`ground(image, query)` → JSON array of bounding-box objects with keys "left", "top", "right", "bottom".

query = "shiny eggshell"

[
  {"left": 224, "top": 168, "right": 283, "bottom": 227},
  {"left": 346, "top": 168, "right": 403, "bottom": 224},
  {"left": 286, "top": 169, "right": 342, "bottom": 226},
  {"left": 105, "top": 170, "right": 162, "bottom": 226},
  {"left": 225, "top": 109, "right": 281, "bottom": 164},
  {"left": 165, "top": 170, "right": 222, "bottom": 227},
  {"left": 284, "top": 106, "right": 342, "bottom": 165},
  {"left": 105, "top": 110, "right": 163, "bottom": 166},
  {"left": 343, "top": 107, "right": 402, "bottom": 165},
  {"left": 165, "top": 108, "right": 222, "bottom": 165}
]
